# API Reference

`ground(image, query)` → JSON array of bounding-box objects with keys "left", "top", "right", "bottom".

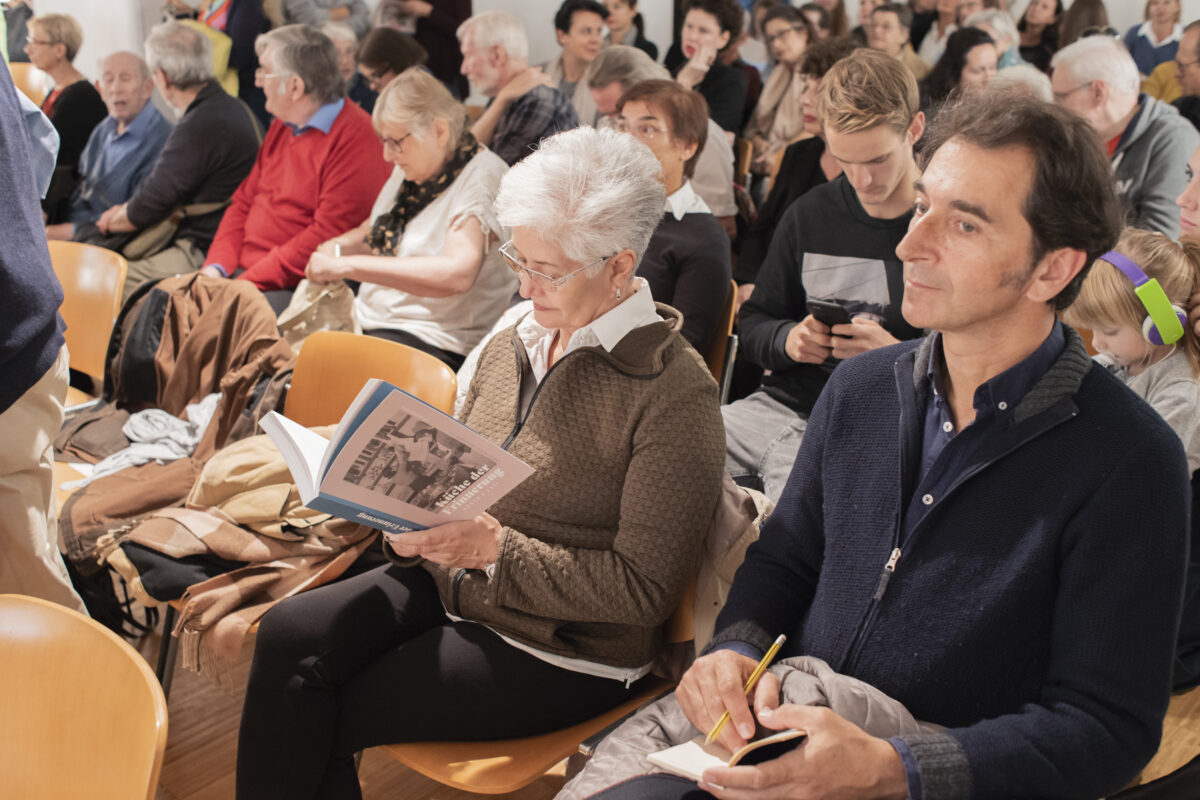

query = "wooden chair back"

[
  {"left": 8, "top": 61, "right": 47, "bottom": 105},
  {"left": 378, "top": 579, "right": 698, "bottom": 793},
  {"left": 704, "top": 280, "right": 738, "bottom": 384},
  {"left": 734, "top": 137, "right": 752, "bottom": 189},
  {"left": 0, "top": 594, "right": 167, "bottom": 800},
  {"left": 284, "top": 330, "right": 458, "bottom": 426},
  {"left": 46, "top": 241, "right": 128, "bottom": 386}
]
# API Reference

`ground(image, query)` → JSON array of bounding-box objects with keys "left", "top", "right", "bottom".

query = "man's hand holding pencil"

[
  {"left": 675, "top": 641, "right": 784, "bottom": 755},
  {"left": 675, "top": 635, "right": 909, "bottom": 799}
]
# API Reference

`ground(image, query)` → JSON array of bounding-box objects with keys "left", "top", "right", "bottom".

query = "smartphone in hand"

[{"left": 806, "top": 299, "right": 852, "bottom": 332}]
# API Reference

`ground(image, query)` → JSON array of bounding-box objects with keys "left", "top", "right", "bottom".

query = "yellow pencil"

[{"left": 705, "top": 634, "right": 787, "bottom": 746}]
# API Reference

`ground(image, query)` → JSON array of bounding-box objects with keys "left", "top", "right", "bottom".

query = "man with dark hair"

[
  {"left": 598, "top": 91, "right": 1187, "bottom": 800},
  {"left": 1173, "top": 20, "right": 1200, "bottom": 130},
  {"left": 870, "top": 3, "right": 931, "bottom": 80},
  {"left": 544, "top": 0, "right": 609, "bottom": 125},
  {"left": 201, "top": 24, "right": 390, "bottom": 301}
]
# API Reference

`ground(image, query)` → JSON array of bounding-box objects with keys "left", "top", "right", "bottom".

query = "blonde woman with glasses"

[{"left": 305, "top": 67, "right": 514, "bottom": 370}]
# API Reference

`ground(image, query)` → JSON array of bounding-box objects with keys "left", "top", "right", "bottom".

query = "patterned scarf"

[
  {"left": 366, "top": 131, "right": 481, "bottom": 256},
  {"left": 200, "top": 0, "right": 230, "bottom": 30}
]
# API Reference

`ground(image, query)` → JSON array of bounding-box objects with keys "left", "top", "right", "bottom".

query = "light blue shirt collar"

[{"left": 287, "top": 97, "right": 345, "bottom": 136}]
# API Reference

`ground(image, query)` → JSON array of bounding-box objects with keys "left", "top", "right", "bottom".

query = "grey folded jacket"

[{"left": 557, "top": 655, "right": 941, "bottom": 800}]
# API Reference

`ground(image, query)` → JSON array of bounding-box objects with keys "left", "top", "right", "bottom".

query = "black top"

[
  {"left": 695, "top": 61, "right": 749, "bottom": 134},
  {"left": 413, "top": 0, "right": 471, "bottom": 99},
  {"left": 909, "top": 11, "right": 936, "bottom": 51},
  {"left": 0, "top": 66, "right": 64, "bottom": 413},
  {"left": 735, "top": 136, "right": 829, "bottom": 284},
  {"left": 347, "top": 72, "right": 378, "bottom": 113},
  {"left": 41, "top": 79, "right": 107, "bottom": 223},
  {"left": 1019, "top": 26, "right": 1058, "bottom": 73},
  {"left": 638, "top": 210, "right": 732, "bottom": 355},
  {"left": 125, "top": 81, "right": 262, "bottom": 252},
  {"left": 632, "top": 30, "right": 659, "bottom": 61},
  {"left": 738, "top": 175, "right": 922, "bottom": 415},
  {"left": 1174, "top": 96, "right": 1200, "bottom": 132},
  {"left": 666, "top": 43, "right": 749, "bottom": 133}
]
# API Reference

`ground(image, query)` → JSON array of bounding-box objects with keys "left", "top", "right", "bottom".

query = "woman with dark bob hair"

[
  {"left": 236, "top": 124, "right": 727, "bottom": 800},
  {"left": 355, "top": 25, "right": 428, "bottom": 93},
  {"left": 920, "top": 26, "right": 997, "bottom": 112},
  {"left": 668, "top": 0, "right": 749, "bottom": 134},
  {"left": 616, "top": 79, "right": 732, "bottom": 356},
  {"left": 1018, "top": 0, "right": 1064, "bottom": 72}
]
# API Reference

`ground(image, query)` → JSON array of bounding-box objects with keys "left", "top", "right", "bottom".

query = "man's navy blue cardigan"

[{"left": 709, "top": 328, "right": 1190, "bottom": 799}]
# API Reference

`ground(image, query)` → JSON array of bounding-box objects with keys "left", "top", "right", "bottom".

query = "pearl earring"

[{"left": 616, "top": 288, "right": 622, "bottom": 301}]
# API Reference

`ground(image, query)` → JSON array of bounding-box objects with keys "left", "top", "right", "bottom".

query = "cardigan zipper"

[
  {"left": 840, "top": 408, "right": 1078, "bottom": 674},
  {"left": 500, "top": 340, "right": 572, "bottom": 450}
]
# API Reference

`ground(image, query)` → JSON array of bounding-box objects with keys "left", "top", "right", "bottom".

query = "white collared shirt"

[
  {"left": 1137, "top": 20, "right": 1183, "bottom": 47},
  {"left": 664, "top": 180, "right": 712, "bottom": 221},
  {"left": 516, "top": 277, "right": 661, "bottom": 384}
]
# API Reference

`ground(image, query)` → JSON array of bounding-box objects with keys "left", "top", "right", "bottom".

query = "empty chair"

[
  {"left": 8, "top": 61, "right": 48, "bottom": 105},
  {"left": 46, "top": 240, "right": 127, "bottom": 396},
  {"left": 285, "top": 329, "right": 458, "bottom": 424},
  {"left": 0, "top": 593, "right": 167, "bottom": 800}
]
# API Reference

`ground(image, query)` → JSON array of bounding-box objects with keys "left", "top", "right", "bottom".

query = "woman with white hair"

[
  {"left": 966, "top": 8, "right": 1027, "bottom": 69},
  {"left": 237, "top": 125, "right": 727, "bottom": 800},
  {"left": 320, "top": 21, "right": 375, "bottom": 112},
  {"left": 306, "top": 68, "right": 512, "bottom": 370}
]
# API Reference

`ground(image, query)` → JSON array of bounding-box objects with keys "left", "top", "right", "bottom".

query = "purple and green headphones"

[{"left": 1100, "top": 250, "right": 1186, "bottom": 346}]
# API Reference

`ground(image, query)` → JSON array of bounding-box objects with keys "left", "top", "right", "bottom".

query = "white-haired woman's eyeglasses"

[{"left": 499, "top": 240, "right": 613, "bottom": 291}]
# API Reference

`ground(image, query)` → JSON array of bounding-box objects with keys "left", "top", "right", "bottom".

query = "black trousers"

[
  {"left": 236, "top": 564, "right": 638, "bottom": 800},
  {"left": 364, "top": 327, "right": 466, "bottom": 371}
]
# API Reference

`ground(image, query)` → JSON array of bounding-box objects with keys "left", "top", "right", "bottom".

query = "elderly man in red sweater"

[{"left": 201, "top": 24, "right": 390, "bottom": 304}]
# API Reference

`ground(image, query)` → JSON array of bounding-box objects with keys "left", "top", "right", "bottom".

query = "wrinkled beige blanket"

[{"left": 99, "top": 429, "right": 376, "bottom": 681}]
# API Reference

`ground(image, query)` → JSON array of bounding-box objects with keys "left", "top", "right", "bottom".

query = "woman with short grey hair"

[
  {"left": 238, "top": 124, "right": 727, "bottom": 800},
  {"left": 305, "top": 68, "right": 513, "bottom": 370},
  {"left": 966, "top": 8, "right": 1026, "bottom": 69},
  {"left": 145, "top": 19, "right": 214, "bottom": 89}
]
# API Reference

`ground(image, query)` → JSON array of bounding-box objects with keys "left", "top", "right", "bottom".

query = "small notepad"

[{"left": 646, "top": 729, "right": 807, "bottom": 782}]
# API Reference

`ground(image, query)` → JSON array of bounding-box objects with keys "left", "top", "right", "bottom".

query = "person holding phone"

[{"left": 722, "top": 49, "right": 924, "bottom": 501}]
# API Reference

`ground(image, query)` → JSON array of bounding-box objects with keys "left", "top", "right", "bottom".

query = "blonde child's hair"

[{"left": 1064, "top": 227, "right": 1200, "bottom": 375}]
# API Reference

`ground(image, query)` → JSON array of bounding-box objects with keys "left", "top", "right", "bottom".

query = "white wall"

[
  {"left": 35, "top": 0, "right": 161, "bottom": 79},
  {"left": 39, "top": 0, "right": 1200, "bottom": 82}
]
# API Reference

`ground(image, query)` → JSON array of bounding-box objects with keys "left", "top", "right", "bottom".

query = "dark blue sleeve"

[{"left": 704, "top": 365, "right": 833, "bottom": 655}]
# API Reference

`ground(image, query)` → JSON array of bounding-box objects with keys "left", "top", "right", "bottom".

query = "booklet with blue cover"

[{"left": 260, "top": 379, "right": 533, "bottom": 533}]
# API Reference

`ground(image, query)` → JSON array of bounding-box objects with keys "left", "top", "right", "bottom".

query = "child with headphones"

[
  {"left": 1065, "top": 228, "right": 1200, "bottom": 472},
  {"left": 1065, "top": 227, "right": 1200, "bottom": 691}
]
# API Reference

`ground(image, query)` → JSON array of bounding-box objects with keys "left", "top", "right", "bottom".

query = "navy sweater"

[
  {"left": 0, "top": 65, "right": 65, "bottom": 414},
  {"left": 710, "top": 329, "right": 1189, "bottom": 798}
]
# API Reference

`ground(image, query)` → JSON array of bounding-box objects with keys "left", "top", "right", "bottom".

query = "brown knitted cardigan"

[{"left": 408, "top": 304, "right": 726, "bottom": 669}]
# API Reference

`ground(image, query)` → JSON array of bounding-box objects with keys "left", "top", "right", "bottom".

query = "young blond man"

[{"left": 723, "top": 49, "right": 925, "bottom": 501}]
